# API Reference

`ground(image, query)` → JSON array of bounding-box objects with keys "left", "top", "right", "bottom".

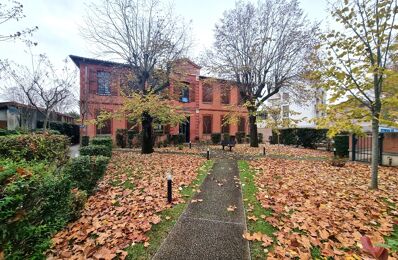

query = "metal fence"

[{"left": 352, "top": 133, "right": 384, "bottom": 164}]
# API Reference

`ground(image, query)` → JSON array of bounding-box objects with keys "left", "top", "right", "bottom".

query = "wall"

[
  {"left": 349, "top": 133, "right": 398, "bottom": 166},
  {"left": 79, "top": 59, "right": 249, "bottom": 142}
]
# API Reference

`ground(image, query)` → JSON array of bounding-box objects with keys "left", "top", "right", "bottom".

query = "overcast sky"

[{"left": 1, "top": 0, "right": 331, "bottom": 69}]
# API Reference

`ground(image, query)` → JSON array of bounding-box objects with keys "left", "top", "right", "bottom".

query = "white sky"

[{"left": 0, "top": 0, "right": 331, "bottom": 68}]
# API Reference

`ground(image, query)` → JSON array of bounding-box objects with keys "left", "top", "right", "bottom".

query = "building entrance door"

[{"left": 179, "top": 117, "right": 190, "bottom": 143}]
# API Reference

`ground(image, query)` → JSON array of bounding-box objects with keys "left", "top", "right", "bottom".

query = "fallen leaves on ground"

[
  {"left": 227, "top": 205, "right": 237, "bottom": 212},
  {"left": 234, "top": 144, "right": 332, "bottom": 158},
  {"left": 361, "top": 236, "right": 389, "bottom": 260},
  {"left": 47, "top": 152, "right": 204, "bottom": 259},
  {"left": 242, "top": 232, "right": 273, "bottom": 247},
  {"left": 249, "top": 157, "right": 398, "bottom": 258},
  {"left": 139, "top": 144, "right": 332, "bottom": 159}
]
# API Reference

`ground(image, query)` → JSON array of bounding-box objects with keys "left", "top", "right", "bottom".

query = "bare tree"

[
  {"left": 0, "top": 0, "right": 38, "bottom": 42},
  {"left": 82, "top": 0, "right": 191, "bottom": 154},
  {"left": 203, "top": 0, "right": 318, "bottom": 147},
  {"left": 1, "top": 53, "right": 76, "bottom": 130}
]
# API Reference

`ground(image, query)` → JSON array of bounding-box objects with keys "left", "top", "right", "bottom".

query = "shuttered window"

[
  {"left": 221, "top": 116, "right": 230, "bottom": 133},
  {"left": 203, "top": 115, "right": 212, "bottom": 134},
  {"left": 221, "top": 86, "right": 230, "bottom": 104},
  {"left": 202, "top": 84, "right": 213, "bottom": 103}
]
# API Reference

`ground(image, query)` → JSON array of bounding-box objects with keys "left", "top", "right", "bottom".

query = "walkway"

[{"left": 153, "top": 158, "right": 250, "bottom": 260}]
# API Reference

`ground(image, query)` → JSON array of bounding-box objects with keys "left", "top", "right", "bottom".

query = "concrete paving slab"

[{"left": 153, "top": 158, "right": 250, "bottom": 260}]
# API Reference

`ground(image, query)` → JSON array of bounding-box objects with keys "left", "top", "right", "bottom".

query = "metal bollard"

[
  {"left": 263, "top": 146, "right": 266, "bottom": 155},
  {"left": 207, "top": 148, "right": 210, "bottom": 160},
  {"left": 167, "top": 172, "right": 172, "bottom": 204},
  {"left": 189, "top": 141, "right": 192, "bottom": 149}
]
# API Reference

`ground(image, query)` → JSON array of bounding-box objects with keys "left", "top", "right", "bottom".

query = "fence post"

[
  {"left": 379, "top": 133, "right": 384, "bottom": 166},
  {"left": 351, "top": 134, "right": 356, "bottom": 161}
]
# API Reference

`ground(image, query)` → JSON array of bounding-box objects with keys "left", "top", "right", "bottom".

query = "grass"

[
  {"left": 238, "top": 160, "right": 276, "bottom": 260},
  {"left": 383, "top": 197, "right": 398, "bottom": 252},
  {"left": 125, "top": 160, "right": 214, "bottom": 260},
  {"left": 238, "top": 160, "right": 330, "bottom": 259}
]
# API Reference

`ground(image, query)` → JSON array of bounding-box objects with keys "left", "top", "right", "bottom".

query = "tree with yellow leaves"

[{"left": 311, "top": 0, "right": 398, "bottom": 189}]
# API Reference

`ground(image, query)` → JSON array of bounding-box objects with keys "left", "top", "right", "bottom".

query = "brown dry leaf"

[
  {"left": 143, "top": 242, "right": 150, "bottom": 248},
  {"left": 93, "top": 247, "right": 116, "bottom": 260},
  {"left": 151, "top": 215, "right": 161, "bottom": 225},
  {"left": 227, "top": 205, "right": 237, "bottom": 212},
  {"left": 47, "top": 152, "right": 205, "bottom": 259},
  {"left": 248, "top": 215, "right": 258, "bottom": 221},
  {"left": 249, "top": 156, "right": 398, "bottom": 259}
]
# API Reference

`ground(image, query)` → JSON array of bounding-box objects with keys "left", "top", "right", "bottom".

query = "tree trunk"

[
  {"left": 370, "top": 113, "right": 380, "bottom": 189},
  {"left": 249, "top": 113, "right": 259, "bottom": 147},
  {"left": 141, "top": 111, "right": 154, "bottom": 154},
  {"left": 43, "top": 113, "right": 49, "bottom": 131}
]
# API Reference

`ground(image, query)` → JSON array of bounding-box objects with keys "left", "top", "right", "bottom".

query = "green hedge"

[
  {"left": 258, "top": 133, "right": 263, "bottom": 143},
  {"left": 236, "top": 132, "right": 245, "bottom": 144},
  {"left": 0, "top": 160, "right": 74, "bottom": 258},
  {"left": 0, "top": 129, "right": 20, "bottom": 136},
  {"left": 211, "top": 133, "right": 221, "bottom": 144},
  {"left": 37, "top": 121, "right": 80, "bottom": 144},
  {"left": 116, "top": 129, "right": 128, "bottom": 148},
  {"left": 80, "top": 145, "right": 112, "bottom": 157},
  {"left": 81, "top": 136, "right": 90, "bottom": 147},
  {"left": 334, "top": 135, "right": 349, "bottom": 157},
  {"left": 223, "top": 133, "right": 230, "bottom": 142},
  {"left": 271, "top": 128, "right": 328, "bottom": 148},
  {"left": 0, "top": 134, "right": 70, "bottom": 163},
  {"left": 91, "top": 137, "right": 113, "bottom": 150},
  {"left": 0, "top": 153, "right": 110, "bottom": 258},
  {"left": 63, "top": 155, "right": 110, "bottom": 193}
]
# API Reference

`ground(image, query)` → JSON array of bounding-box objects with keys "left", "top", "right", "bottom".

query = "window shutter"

[
  {"left": 189, "top": 85, "right": 195, "bottom": 102},
  {"left": 110, "top": 73, "right": 118, "bottom": 96},
  {"left": 89, "top": 69, "right": 97, "bottom": 94}
]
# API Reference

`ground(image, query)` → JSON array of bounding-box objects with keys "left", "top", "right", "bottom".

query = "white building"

[{"left": 258, "top": 88, "right": 326, "bottom": 142}]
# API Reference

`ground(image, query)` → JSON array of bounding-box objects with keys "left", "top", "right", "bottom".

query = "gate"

[{"left": 352, "top": 133, "right": 384, "bottom": 164}]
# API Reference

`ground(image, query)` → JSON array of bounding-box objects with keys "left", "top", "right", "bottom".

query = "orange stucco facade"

[{"left": 70, "top": 55, "right": 248, "bottom": 142}]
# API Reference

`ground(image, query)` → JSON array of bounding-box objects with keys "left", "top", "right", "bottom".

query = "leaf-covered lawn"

[
  {"left": 233, "top": 144, "right": 333, "bottom": 159},
  {"left": 248, "top": 158, "right": 398, "bottom": 259},
  {"left": 47, "top": 152, "right": 205, "bottom": 259}
]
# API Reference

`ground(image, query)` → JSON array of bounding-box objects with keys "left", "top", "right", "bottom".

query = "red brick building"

[{"left": 70, "top": 55, "right": 248, "bottom": 142}]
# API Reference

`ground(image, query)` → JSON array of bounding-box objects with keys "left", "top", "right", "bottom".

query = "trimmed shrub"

[
  {"left": 296, "top": 128, "right": 328, "bottom": 148},
  {"left": 116, "top": 129, "right": 128, "bottom": 148},
  {"left": 129, "top": 132, "right": 142, "bottom": 148},
  {"left": 334, "top": 135, "right": 349, "bottom": 157},
  {"left": 0, "top": 159, "right": 73, "bottom": 259},
  {"left": 271, "top": 128, "right": 328, "bottom": 148},
  {"left": 177, "top": 133, "right": 185, "bottom": 144},
  {"left": 258, "top": 133, "right": 263, "bottom": 143},
  {"left": 211, "top": 133, "right": 221, "bottom": 144},
  {"left": 81, "top": 136, "right": 90, "bottom": 147},
  {"left": 33, "top": 128, "right": 61, "bottom": 135},
  {"left": 91, "top": 137, "right": 113, "bottom": 150},
  {"left": 223, "top": 133, "right": 230, "bottom": 142},
  {"left": 236, "top": 132, "right": 245, "bottom": 144},
  {"left": 63, "top": 155, "right": 110, "bottom": 193},
  {"left": 0, "top": 129, "right": 20, "bottom": 136},
  {"left": 0, "top": 133, "right": 69, "bottom": 163},
  {"left": 47, "top": 122, "right": 80, "bottom": 144},
  {"left": 80, "top": 145, "right": 112, "bottom": 157}
]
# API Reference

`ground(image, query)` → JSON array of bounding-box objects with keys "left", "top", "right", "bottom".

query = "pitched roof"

[{"left": 69, "top": 55, "right": 129, "bottom": 68}]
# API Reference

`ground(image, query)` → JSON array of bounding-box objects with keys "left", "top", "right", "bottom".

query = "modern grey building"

[{"left": 0, "top": 101, "right": 75, "bottom": 130}]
